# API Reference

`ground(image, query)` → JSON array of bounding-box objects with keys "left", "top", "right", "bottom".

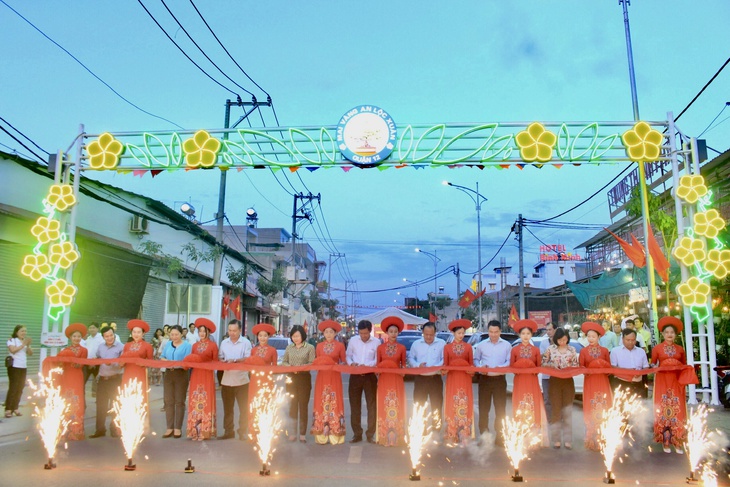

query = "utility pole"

[
  {"left": 517, "top": 214, "right": 525, "bottom": 319},
  {"left": 291, "top": 192, "right": 320, "bottom": 266},
  {"left": 454, "top": 263, "right": 461, "bottom": 322},
  {"left": 328, "top": 253, "right": 344, "bottom": 319}
]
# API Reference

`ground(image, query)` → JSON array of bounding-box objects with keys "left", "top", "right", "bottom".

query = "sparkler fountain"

[
  {"left": 250, "top": 372, "right": 285, "bottom": 476},
  {"left": 406, "top": 403, "right": 433, "bottom": 480},
  {"left": 112, "top": 378, "right": 147, "bottom": 471},
  {"left": 685, "top": 404, "right": 716, "bottom": 484},
  {"left": 30, "top": 369, "right": 70, "bottom": 470},
  {"left": 598, "top": 387, "right": 645, "bottom": 484},
  {"left": 501, "top": 410, "right": 541, "bottom": 482}
]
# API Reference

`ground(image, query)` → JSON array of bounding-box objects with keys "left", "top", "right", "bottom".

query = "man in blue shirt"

[
  {"left": 473, "top": 320, "right": 511, "bottom": 445},
  {"left": 407, "top": 322, "right": 445, "bottom": 431},
  {"left": 89, "top": 325, "right": 124, "bottom": 438},
  {"left": 610, "top": 328, "right": 649, "bottom": 397},
  {"left": 346, "top": 320, "right": 380, "bottom": 443}
]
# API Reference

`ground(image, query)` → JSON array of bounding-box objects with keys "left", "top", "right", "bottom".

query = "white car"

[
  {"left": 267, "top": 336, "right": 291, "bottom": 365},
  {"left": 504, "top": 336, "right": 584, "bottom": 396}
]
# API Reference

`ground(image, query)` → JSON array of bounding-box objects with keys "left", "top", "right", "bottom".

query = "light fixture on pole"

[
  {"left": 443, "top": 181, "right": 488, "bottom": 329},
  {"left": 415, "top": 248, "right": 441, "bottom": 313},
  {"left": 180, "top": 203, "right": 196, "bottom": 221},
  {"left": 246, "top": 207, "right": 258, "bottom": 227}
]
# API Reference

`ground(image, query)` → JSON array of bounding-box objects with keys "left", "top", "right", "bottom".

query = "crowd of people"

[{"left": 4, "top": 315, "right": 697, "bottom": 455}]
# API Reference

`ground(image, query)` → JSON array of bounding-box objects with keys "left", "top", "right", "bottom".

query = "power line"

[
  {"left": 675, "top": 56, "right": 730, "bottom": 123},
  {"left": 0, "top": 124, "right": 46, "bottom": 163},
  {"left": 0, "top": 116, "right": 50, "bottom": 155},
  {"left": 462, "top": 229, "right": 514, "bottom": 275},
  {"left": 187, "top": 0, "right": 270, "bottom": 99},
  {"left": 697, "top": 102, "right": 729, "bottom": 137},
  {"left": 158, "top": 0, "right": 254, "bottom": 97},
  {"left": 136, "top": 0, "right": 240, "bottom": 98},
  {"left": 0, "top": 0, "right": 184, "bottom": 129}
]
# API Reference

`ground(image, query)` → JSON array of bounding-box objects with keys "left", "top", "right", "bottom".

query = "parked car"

[
  {"left": 399, "top": 330, "right": 423, "bottom": 337},
  {"left": 467, "top": 331, "right": 520, "bottom": 346},
  {"left": 267, "top": 336, "right": 291, "bottom": 365},
  {"left": 445, "top": 333, "right": 472, "bottom": 344},
  {"left": 436, "top": 332, "right": 451, "bottom": 342},
  {"left": 397, "top": 335, "right": 424, "bottom": 381}
]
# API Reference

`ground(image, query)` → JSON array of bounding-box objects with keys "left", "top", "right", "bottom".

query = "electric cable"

[
  {"left": 0, "top": 124, "right": 46, "bottom": 163},
  {"left": 0, "top": 116, "right": 50, "bottom": 155},
  {"left": 697, "top": 102, "right": 729, "bottom": 137},
  {"left": 675, "top": 56, "right": 730, "bottom": 123}
]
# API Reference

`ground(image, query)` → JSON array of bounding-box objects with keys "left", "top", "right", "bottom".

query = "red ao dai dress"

[
  {"left": 185, "top": 338, "right": 219, "bottom": 440},
  {"left": 443, "top": 340, "right": 474, "bottom": 444},
  {"left": 311, "top": 340, "right": 347, "bottom": 445},
  {"left": 579, "top": 343, "right": 612, "bottom": 451},
  {"left": 651, "top": 341, "right": 697, "bottom": 448},
  {"left": 376, "top": 340, "right": 407, "bottom": 446},
  {"left": 246, "top": 345, "right": 278, "bottom": 438},
  {"left": 510, "top": 343, "right": 543, "bottom": 427},
  {"left": 121, "top": 339, "right": 154, "bottom": 406},
  {"left": 58, "top": 344, "right": 88, "bottom": 440}
]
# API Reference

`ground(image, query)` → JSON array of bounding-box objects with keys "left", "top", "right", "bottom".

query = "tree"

[
  {"left": 225, "top": 262, "right": 251, "bottom": 295},
  {"left": 256, "top": 266, "right": 287, "bottom": 300}
]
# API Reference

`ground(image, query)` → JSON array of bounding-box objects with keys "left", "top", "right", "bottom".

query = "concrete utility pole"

[
  {"left": 517, "top": 214, "right": 525, "bottom": 319},
  {"left": 328, "top": 253, "right": 344, "bottom": 319}
]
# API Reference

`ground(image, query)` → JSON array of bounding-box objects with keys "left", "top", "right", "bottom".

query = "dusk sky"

[{"left": 2, "top": 1, "right": 728, "bottom": 313}]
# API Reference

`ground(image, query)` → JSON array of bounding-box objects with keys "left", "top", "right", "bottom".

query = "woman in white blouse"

[{"left": 6, "top": 325, "right": 33, "bottom": 418}]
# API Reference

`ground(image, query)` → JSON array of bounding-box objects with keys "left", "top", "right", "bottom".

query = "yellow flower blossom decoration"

[
  {"left": 49, "top": 241, "right": 80, "bottom": 269},
  {"left": 675, "top": 174, "right": 708, "bottom": 204},
  {"left": 87, "top": 132, "right": 125, "bottom": 170},
  {"left": 694, "top": 209, "right": 726, "bottom": 239},
  {"left": 183, "top": 130, "right": 221, "bottom": 168},
  {"left": 46, "top": 184, "right": 77, "bottom": 212},
  {"left": 21, "top": 254, "right": 52, "bottom": 282},
  {"left": 621, "top": 121, "right": 663, "bottom": 162},
  {"left": 46, "top": 279, "right": 77, "bottom": 307},
  {"left": 672, "top": 236, "right": 706, "bottom": 267},
  {"left": 30, "top": 217, "right": 61, "bottom": 244},
  {"left": 705, "top": 249, "right": 730, "bottom": 280},
  {"left": 514, "top": 123, "right": 557, "bottom": 163},
  {"left": 676, "top": 276, "right": 710, "bottom": 307}
]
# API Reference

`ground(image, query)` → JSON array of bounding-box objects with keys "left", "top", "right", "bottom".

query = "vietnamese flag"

[
  {"left": 508, "top": 304, "right": 519, "bottom": 327},
  {"left": 648, "top": 225, "right": 670, "bottom": 282},
  {"left": 429, "top": 312, "right": 438, "bottom": 323},
  {"left": 458, "top": 289, "right": 475, "bottom": 308},
  {"left": 230, "top": 295, "right": 242, "bottom": 321},
  {"left": 605, "top": 228, "right": 646, "bottom": 268},
  {"left": 221, "top": 293, "right": 230, "bottom": 319}
]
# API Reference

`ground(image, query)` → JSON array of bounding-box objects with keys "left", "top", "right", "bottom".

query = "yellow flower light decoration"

[
  {"left": 672, "top": 236, "right": 706, "bottom": 266},
  {"left": 514, "top": 123, "right": 557, "bottom": 163},
  {"left": 705, "top": 249, "right": 730, "bottom": 280},
  {"left": 183, "top": 130, "right": 221, "bottom": 168},
  {"left": 46, "top": 184, "right": 77, "bottom": 212},
  {"left": 87, "top": 132, "right": 125, "bottom": 170},
  {"left": 676, "top": 276, "right": 710, "bottom": 307},
  {"left": 46, "top": 279, "right": 77, "bottom": 307},
  {"left": 675, "top": 174, "right": 708, "bottom": 204},
  {"left": 694, "top": 209, "right": 726, "bottom": 239},
  {"left": 49, "top": 241, "right": 80, "bottom": 269},
  {"left": 21, "top": 254, "right": 52, "bottom": 282},
  {"left": 621, "top": 121, "right": 663, "bottom": 162},
  {"left": 30, "top": 217, "right": 61, "bottom": 244}
]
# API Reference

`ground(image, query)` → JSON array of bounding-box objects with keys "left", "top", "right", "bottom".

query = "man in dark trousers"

[{"left": 346, "top": 320, "right": 379, "bottom": 443}]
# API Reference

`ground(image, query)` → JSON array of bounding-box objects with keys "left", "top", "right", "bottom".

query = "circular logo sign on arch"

[{"left": 337, "top": 105, "right": 397, "bottom": 168}]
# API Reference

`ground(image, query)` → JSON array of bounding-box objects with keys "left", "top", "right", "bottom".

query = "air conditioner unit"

[{"left": 129, "top": 215, "right": 149, "bottom": 234}]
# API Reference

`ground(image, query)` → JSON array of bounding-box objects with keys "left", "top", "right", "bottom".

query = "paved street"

[{"left": 1, "top": 376, "right": 729, "bottom": 486}]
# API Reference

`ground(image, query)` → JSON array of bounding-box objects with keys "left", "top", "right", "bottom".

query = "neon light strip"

[{"left": 79, "top": 121, "right": 670, "bottom": 170}]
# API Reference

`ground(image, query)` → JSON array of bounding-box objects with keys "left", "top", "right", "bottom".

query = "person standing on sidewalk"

[
  {"left": 5, "top": 325, "right": 33, "bottom": 418},
  {"left": 218, "top": 319, "right": 252, "bottom": 441},
  {"left": 473, "top": 320, "right": 510, "bottom": 445},
  {"left": 281, "top": 324, "right": 315, "bottom": 443},
  {"left": 159, "top": 325, "right": 191, "bottom": 438},
  {"left": 82, "top": 322, "right": 103, "bottom": 397},
  {"left": 89, "top": 325, "right": 124, "bottom": 438},
  {"left": 346, "top": 320, "right": 379, "bottom": 444}
]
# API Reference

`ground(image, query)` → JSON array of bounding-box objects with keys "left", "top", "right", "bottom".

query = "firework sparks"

[
  {"left": 686, "top": 404, "right": 710, "bottom": 481},
  {"left": 29, "top": 369, "right": 69, "bottom": 469},
  {"left": 699, "top": 463, "right": 717, "bottom": 487},
  {"left": 406, "top": 402, "right": 433, "bottom": 480},
  {"left": 501, "top": 410, "right": 541, "bottom": 481},
  {"left": 112, "top": 378, "right": 147, "bottom": 470},
  {"left": 251, "top": 373, "right": 285, "bottom": 476},
  {"left": 598, "top": 387, "right": 645, "bottom": 483}
]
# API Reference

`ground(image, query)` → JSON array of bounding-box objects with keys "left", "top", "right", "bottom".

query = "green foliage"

[
  {"left": 434, "top": 295, "right": 453, "bottom": 310},
  {"left": 321, "top": 298, "right": 339, "bottom": 319},
  {"left": 256, "top": 266, "right": 287, "bottom": 298},
  {"left": 625, "top": 186, "right": 677, "bottom": 251},
  {"left": 226, "top": 263, "right": 250, "bottom": 295},
  {"left": 309, "top": 289, "right": 323, "bottom": 317}
]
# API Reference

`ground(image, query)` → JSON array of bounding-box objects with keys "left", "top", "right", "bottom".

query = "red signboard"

[{"left": 528, "top": 311, "right": 552, "bottom": 327}]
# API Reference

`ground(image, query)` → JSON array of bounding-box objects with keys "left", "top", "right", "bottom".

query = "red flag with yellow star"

[
  {"left": 508, "top": 304, "right": 519, "bottom": 327},
  {"left": 458, "top": 289, "right": 475, "bottom": 308}
]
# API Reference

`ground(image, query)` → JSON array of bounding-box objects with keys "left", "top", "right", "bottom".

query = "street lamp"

[
  {"left": 415, "top": 248, "right": 441, "bottom": 313},
  {"left": 403, "top": 278, "right": 419, "bottom": 314},
  {"left": 443, "top": 181, "right": 488, "bottom": 329}
]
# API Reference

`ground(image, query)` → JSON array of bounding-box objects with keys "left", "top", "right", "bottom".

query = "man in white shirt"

[
  {"left": 218, "top": 319, "right": 252, "bottom": 440},
  {"left": 610, "top": 328, "right": 649, "bottom": 397},
  {"left": 186, "top": 323, "right": 200, "bottom": 344},
  {"left": 473, "top": 320, "right": 511, "bottom": 444},
  {"left": 408, "top": 322, "right": 445, "bottom": 430},
  {"left": 346, "top": 320, "right": 379, "bottom": 443},
  {"left": 82, "top": 322, "right": 104, "bottom": 397}
]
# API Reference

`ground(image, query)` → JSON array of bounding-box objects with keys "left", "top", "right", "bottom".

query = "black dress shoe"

[
  {"left": 349, "top": 437, "right": 362, "bottom": 444},
  {"left": 89, "top": 431, "right": 106, "bottom": 438},
  {"left": 218, "top": 433, "right": 235, "bottom": 440},
  {"left": 366, "top": 437, "right": 376, "bottom": 444}
]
